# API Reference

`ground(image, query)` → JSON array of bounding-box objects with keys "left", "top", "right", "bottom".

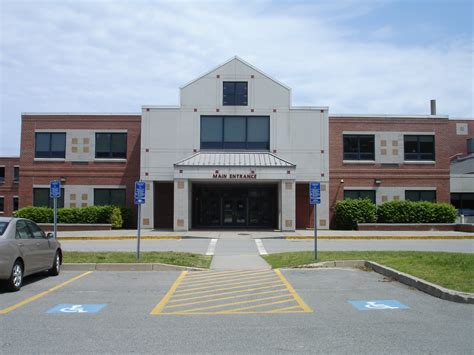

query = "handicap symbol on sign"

[{"left": 60, "top": 305, "right": 87, "bottom": 313}]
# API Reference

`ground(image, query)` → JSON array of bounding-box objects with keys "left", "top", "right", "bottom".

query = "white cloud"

[{"left": 0, "top": 0, "right": 472, "bottom": 155}]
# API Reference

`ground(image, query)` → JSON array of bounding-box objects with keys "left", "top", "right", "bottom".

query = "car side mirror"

[{"left": 46, "top": 232, "right": 55, "bottom": 239}]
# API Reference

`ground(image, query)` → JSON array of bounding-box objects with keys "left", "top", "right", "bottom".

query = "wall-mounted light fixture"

[
  {"left": 60, "top": 177, "right": 66, "bottom": 183},
  {"left": 340, "top": 179, "right": 344, "bottom": 184},
  {"left": 374, "top": 178, "right": 382, "bottom": 185}
]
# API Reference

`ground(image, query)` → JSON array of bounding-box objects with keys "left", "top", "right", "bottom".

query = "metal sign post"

[
  {"left": 50, "top": 180, "right": 61, "bottom": 239},
  {"left": 309, "top": 182, "right": 321, "bottom": 260},
  {"left": 134, "top": 181, "right": 146, "bottom": 261}
]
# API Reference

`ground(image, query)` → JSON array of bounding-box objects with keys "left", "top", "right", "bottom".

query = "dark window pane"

[
  {"left": 201, "top": 117, "right": 223, "bottom": 146},
  {"left": 223, "top": 82, "right": 248, "bottom": 106},
  {"left": 96, "top": 133, "right": 111, "bottom": 158},
  {"left": 33, "top": 188, "right": 64, "bottom": 208},
  {"left": 405, "top": 191, "right": 419, "bottom": 201},
  {"left": 0, "top": 167, "right": 4, "bottom": 182},
  {"left": 344, "top": 190, "right": 375, "bottom": 204},
  {"left": 94, "top": 189, "right": 110, "bottom": 206},
  {"left": 235, "top": 82, "right": 248, "bottom": 105},
  {"left": 35, "top": 133, "right": 65, "bottom": 158},
  {"left": 405, "top": 190, "right": 436, "bottom": 202},
  {"left": 404, "top": 135, "right": 435, "bottom": 160},
  {"left": 110, "top": 189, "right": 126, "bottom": 206},
  {"left": 111, "top": 134, "right": 127, "bottom": 158},
  {"left": 13, "top": 197, "right": 18, "bottom": 211},
  {"left": 0, "top": 197, "right": 3, "bottom": 212},
  {"left": 35, "top": 133, "right": 50, "bottom": 157},
  {"left": 95, "top": 133, "right": 127, "bottom": 159},
  {"left": 343, "top": 135, "right": 374, "bottom": 160},
  {"left": 13, "top": 167, "right": 19, "bottom": 182},
  {"left": 94, "top": 189, "right": 126, "bottom": 207},
  {"left": 247, "top": 117, "right": 269, "bottom": 142},
  {"left": 50, "top": 133, "right": 66, "bottom": 158},
  {"left": 224, "top": 116, "right": 246, "bottom": 148}
]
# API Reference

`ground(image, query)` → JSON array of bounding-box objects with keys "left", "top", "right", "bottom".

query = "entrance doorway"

[{"left": 192, "top": 184, "right": 277, "bottom": 229}]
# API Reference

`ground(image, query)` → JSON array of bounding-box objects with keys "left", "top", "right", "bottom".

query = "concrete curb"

[
  {"left": 62, "top": 263, "right": 207, "bottom": 272},
  {"left": 58, "top": 236, "right": 181, "bottom": 240},
  {"left": 297, "top": 260, "right": 474, "bottom": 304},
  {"left": 284, "top": 236, "right": 474, "bottom": 240}
]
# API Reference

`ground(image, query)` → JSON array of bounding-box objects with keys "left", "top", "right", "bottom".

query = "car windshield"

[{"left": 0, "top": 221, "right": 9, "bottom": 236}]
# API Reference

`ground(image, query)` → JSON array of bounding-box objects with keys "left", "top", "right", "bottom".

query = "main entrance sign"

[{"left": 212, "top": 173, "right": 257, "bottom": 179}]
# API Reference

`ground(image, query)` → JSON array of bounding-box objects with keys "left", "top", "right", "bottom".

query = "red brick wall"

[
  {"left": 328, "top": 116, "right": 452, "bottom": 226},
  {"left": 446, "top": 120, "right": 474, "bottom": 158},
  {"left": 19, "top": 115, "right": 141, "bottom": 213},
  {"left": 0, "top": 157, "right": 20, "bottom": 216}
]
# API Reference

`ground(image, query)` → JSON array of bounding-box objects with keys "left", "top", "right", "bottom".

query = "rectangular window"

[
  {"left": 200, "top": 116, "right": 269, "bottom": 150},
  {"left": 344, "top": 190, "right": 376, "bottom": 204},
  {"left": 0, "top": 197, "right": 4, "bottom": 212},
  {"left": 35, "top": 132, "right": 66, "bottom": 158},
  {"left": 451, "top": 193, "right": 474, "bottom": 216},
  {"left": 33, "top": 188, "right": 64, "bottom": 208},
  {"left": 13, "top": 197, "right": 19, "bottom": 211},
  {"left": 404, "top": 135, "right": 435, "bottom": 161},
  {"left": 95, "top": 133, "right": 127, "bottom": 159},
  {"left": 405, "top": 190, "right": 436, "bottom": 202},
  {"left": 13, "top": 166, "right": 19, "bottom": 183},
  {"left": 223, "top": 82, "right": 248, "bottom": 106},
  {"left": 343, "top": 135, "right": 375, "bottom": 160},
  {"left": 0, "top": 167, "right": 4, "bottom": 183},
  {"left": 94, "top": 189, "right": 126, "bottom": 206},
  {"left": 467, "top": 138, "right": 474, "bottom": 154}
]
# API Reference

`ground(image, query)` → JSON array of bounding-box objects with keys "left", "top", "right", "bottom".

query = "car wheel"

[
  {"left": 7, "top": 260, "right": 23, "bottom": 292},
  {"left": 49, "top": 251, "right": 61, "bottom": 276}
]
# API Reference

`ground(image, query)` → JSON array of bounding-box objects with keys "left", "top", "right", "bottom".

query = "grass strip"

[
  {"left": 63, "top": 251, "right": 212, "bottom": 269},
  {"left": 262, "top": 251, "right": 474, "bottom": 293}
]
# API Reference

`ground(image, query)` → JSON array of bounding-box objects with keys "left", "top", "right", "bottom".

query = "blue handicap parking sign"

[
  {"left": 349, "top": 300, "right": 409, "bottom": 311},
  {"left": 47, "top": 304, "right": 107, "bottom": 314},
  {"left": 309, "top": 182, "right": 321, "bottom": 205},
  {"left": 134, "top": 181, "right": 146, "bottom": 204},
  {"left": 49, "top": 180, "right": 61, "bottom": 198}
]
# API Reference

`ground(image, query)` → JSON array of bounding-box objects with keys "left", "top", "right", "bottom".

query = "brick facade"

[
  {"left": 19, "top": 114, "right": 141, "bottom": 218},
  {"left": 0, "top": 157, "right": 20, "bottom": 216}
]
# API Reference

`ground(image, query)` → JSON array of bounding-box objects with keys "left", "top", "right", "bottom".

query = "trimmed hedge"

[
  {"left": 14, "top": 206, "right": 132, "bottom": 229},
  {"left": 377, "top": 200, "right": 457, "bottom": 224},
  {"left": 334, "top": 198, "right": 377, "bottom": 230}
]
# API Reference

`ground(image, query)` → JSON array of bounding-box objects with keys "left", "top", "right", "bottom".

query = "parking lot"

[{"left": 1, "top": 268, "right": 473, "bottom": 354}]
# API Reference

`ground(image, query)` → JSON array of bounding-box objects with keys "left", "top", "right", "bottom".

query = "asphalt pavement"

[{"left": 1, "top": 269, "right": 473, "bottom": 354}]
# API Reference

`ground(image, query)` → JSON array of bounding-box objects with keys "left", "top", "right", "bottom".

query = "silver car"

[{"left": 0, "top": 217, "right": 62, "bottom": 291}]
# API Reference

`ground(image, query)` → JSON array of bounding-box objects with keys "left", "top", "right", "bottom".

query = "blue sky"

[{"left": 1, "top": 0, "right": 472, "bottom": 156}]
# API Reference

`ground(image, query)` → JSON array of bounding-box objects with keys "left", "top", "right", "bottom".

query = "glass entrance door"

[{"left": 223, "top": 198, "right": 247, "bottom": 226}]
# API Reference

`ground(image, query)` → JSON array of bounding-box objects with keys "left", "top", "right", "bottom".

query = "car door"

[
  {"left": 15, "top": 220, "right": 41, "bottom": 274},
  {"left": 26, "top": 220, "right": 54, "bottom": 270}
]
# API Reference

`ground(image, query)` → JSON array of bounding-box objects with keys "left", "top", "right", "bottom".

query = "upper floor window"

[
  {"left": 94, "top": 188, "right": 126, "bottom": 206},
  {"left": 35, "top": 132, "right": 66, "bottom": 158},
  {"left": 13, "top": 166, "right": 19, "bottom": 183},
  {"left": 201, "top": 116, "right": 269, "bottom": 150},
  {"left": 404, "top": 135, "right": 435, "bottom": 161},
  {"left": 95, "top": 133, "right": 127, "bottom": 159},
  {"left": 405, "top": 190, "right": 436, "bottom": 202},
  {"left": 344, "top": 190, "right": 376, "bottom": 204},
  {"left": 467, "top": 138, "right": 474, "bottom": 154},
  {"left": 343, "top": 135, "right": 375, "bottom": 160},
  {"left": 0, "top": 167, "right": 4, "bottom": 183},
  {"left": 13, "top": 196, "right": 19, "bottom": 211},
  {"left": 223, "top": 82, "right": 248, "bottom": 106},
  {"left": 33, "top": 188, "right": 64, "bottom": 208},
  {"left": 0, "top": 197, "right": 4, "bottom": 213}
]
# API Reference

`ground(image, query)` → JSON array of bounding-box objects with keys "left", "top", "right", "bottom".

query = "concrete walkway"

[{"left": 210, "top": 234, "right": 271, "bottom": 270}]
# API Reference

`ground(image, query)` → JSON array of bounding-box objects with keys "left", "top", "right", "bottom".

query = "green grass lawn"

[
  {"left": 63, "top": 251, "right": 212, "bottom": 269},
  {"left": 262, "top": 251, "right": 474, "bottom": 293}
]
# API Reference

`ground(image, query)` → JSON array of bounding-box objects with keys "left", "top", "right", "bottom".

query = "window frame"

[
  {"left": 223, "top": 81, "right": 248, "bottom": 106},
  {"left": 13, "top": 196, "right": 19, "bottom": 211},
  {"left": 405, "top": 190, "right": 437, "bottom": 202},
  {"left": 0, "top": 196, "right": 4, "bottom": 213},
  {"left": 93, "top": 188, "right": 126, "bottom": 207},
  {"left": 95, "top": 132, "right": 127, "bottom": 159},
  {"left": 35, "top": 132, "right": 66, "bottom": 159},
  {"left": 13, "top": 166, "right": 19, "bottom": 183},
  {"left": 343, "top": 190, "right": 376, "bottom": 204},
  {"left": 0, "top": 166, "right": 4, "bottom": 183},
  {"left": 200, "top": 116, "right": 270, "bottom": 150},
  {"left": 404, "top": 135, "right": 435, "bottom": 161},
  {"left": 343, "top": 135, "right": 375, "bottom": 161},
  {"left": 33, "top": 188, "right": 64, "bottom": 208}
]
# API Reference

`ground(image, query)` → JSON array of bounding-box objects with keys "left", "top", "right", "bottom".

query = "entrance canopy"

[{"left": 174, "top": 152, "right": 296, "bottom": 180}]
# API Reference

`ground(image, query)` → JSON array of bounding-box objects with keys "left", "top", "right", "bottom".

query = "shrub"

[
  {"left": 110, "top": 207, "right": 123, "bottom": 229},
  {"left": 377, "top": 201, "right": 457, "bottom": 223},
  {"left": 58, "top": 208, "right": 81, "bottom": 223},
  {"left": 334, "top": 198, "right": 377, "bottom": 230},
  {"left": 14, "top": 206, "right": 54, "bottom": 223},
  {"left": 120, "top": 207, "right": 133, "bottom": 228}
]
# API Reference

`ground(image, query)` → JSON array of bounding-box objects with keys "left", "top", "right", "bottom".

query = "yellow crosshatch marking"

[{"left": 151, "top": 269, "right": 313, "bottom": 315}]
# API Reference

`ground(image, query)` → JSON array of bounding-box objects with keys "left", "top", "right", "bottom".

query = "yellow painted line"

[
  {"left": 213, "top": 298, "right": 295, "bottom": 314},
  {"left": 181, "top": 270, "right": 272, "bottom": 284},
  {"left": 170, "top": 280, "right": 282, "bottom": 297},
  {"left": 58, "top": 236, "right": 181, "bottom": 240},
  {"left": 274, "top": 269, "right": 313, "bottom": 312},
  {"left": 165, "top": 289, "right": 288, "bottom": 309},
  {"left": 168, "top": 284, "right": 287, "bottom": 303},
  {"left": 185, "top": 269, "right": 270, "bottom": 280},
  {"left": 264, "top": 305, "right": 301, "bottom": 313},
  {"left": 150, "top": 271, "right": 188, "bottom": 315},
  {"left": 177, "top": 273, "right": 276, "bottom": 289},
  {"left": 285, "top": 236, "right": 474, "bottom": 240},
  {"left": 176, "top": 294, "right": 293, "bottom": 313},
  {"left": 0, "top": 271, "right": 93, "bottom": 315},
  {"left": 173, "top": 275, "right": 278, "bottom": 293}
]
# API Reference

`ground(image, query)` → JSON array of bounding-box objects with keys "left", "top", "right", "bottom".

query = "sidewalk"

[{"left": 56, "top": 229, "right": 474, "bottom": 240}]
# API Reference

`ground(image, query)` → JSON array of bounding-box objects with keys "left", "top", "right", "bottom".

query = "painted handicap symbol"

[
  {"left": 60, "top": 305, "right": 87, "bottom": 313},
  {"left": 47, "top": 304, "right": 107, "bottom": 314},
  {"left": 349, "top": 300, "right": 409, "bottom": 311}
]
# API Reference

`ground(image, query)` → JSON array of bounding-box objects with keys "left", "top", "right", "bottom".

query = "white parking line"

[
  {"left": 255, "top": 239, "right": 268, "bottom": 255},
  {"left": 206, "top": 239, "right": 218, "bottom": 255}
]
